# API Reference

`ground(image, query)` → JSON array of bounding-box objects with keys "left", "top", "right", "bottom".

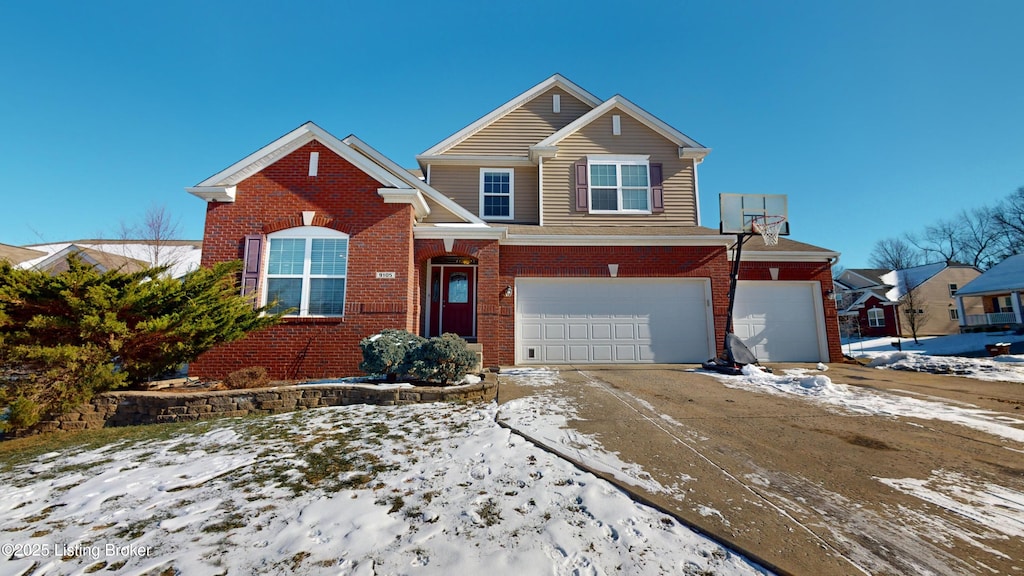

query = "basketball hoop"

[{"left": 751, "top": 215, "right": 787, "bottom": 246}]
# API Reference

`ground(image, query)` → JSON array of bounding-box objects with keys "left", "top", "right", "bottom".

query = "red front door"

[{"left": 430, "top": 266, "right": 475, "bottom": 338}]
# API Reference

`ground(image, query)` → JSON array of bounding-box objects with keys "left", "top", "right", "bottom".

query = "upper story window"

[
  {"left": 867, "top": 308, "right": 885, "bottom": 327},
  {"left": 265, "top": 227, "right": 348, "bottom": 317},
  {"left": 948, "top": 283, "right": 958, "bottom": 296},
  {"left": 479, "top": 168, "right": 514, "bottom": 220},
  {"left": 588, "top": 155, "right": 651, "bottom": 214}
]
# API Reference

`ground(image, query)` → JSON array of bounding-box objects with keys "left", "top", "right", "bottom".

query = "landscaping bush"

[
  {"left": 222, "top": 366, "right": 271, "bottom": 389},
  {"left": 409, "top": 333, "right": 478, "bottom": 385},
  {"left": 0, "top": 257, "right": 281, "bottom": 434},
  {"left": 359, "top": 329, "right": 426, "bottom": 382}
]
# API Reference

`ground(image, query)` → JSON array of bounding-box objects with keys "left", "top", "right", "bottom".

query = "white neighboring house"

[
  {"left": 953, "top": 253, "right": 1024, "bottom": 331},
  {"left": 17, "top": 240, "right": 202, "bottom": 279}
]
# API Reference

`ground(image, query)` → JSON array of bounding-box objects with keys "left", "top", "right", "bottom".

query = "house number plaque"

[{"left": 375, "top": 272, "right": 397, "bottom": 279}]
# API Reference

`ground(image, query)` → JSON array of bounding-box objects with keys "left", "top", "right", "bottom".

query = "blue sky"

[{"left": 2, "top": 1, "right": 1022, "bottom": 268}]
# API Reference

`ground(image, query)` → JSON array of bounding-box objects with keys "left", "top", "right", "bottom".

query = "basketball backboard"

[{"left": 719, "top": 193, "right": 790, "bottom": 236}]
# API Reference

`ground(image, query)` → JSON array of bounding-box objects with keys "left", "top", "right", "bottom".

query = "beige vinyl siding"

[
  {"left": 542, "top": 112, "right": 698, "bottom": 226},
  {"left": 899, "top": 268, "right": 983, "bottom": 335},
  {"left": 422, "top": 193, "right": 472, "bottom": 224},
  {"left": 427, "top": 165, "right": 540, "bottom": 224},
  {"left": 447, "top": 88, "right": 594, "bottom": 156}
]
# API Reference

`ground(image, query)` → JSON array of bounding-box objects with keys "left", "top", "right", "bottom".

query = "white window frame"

[
  {"left": 948, "top": 283, "right": 958, "bottom": 296},
  {"left": 867, "top": 308, "right": 885, "bottom": 327},
  {"left": 586, "top": 155, "right": 651, "bottom": 214},
  {"left": 479, "top": 168, "right": 514, "bottom": 220},
  {"left": 264, "top": 226, "right": 348, "bottom": 317},
  {"left": 949, "top": 308, "right": 959, "bottom": 321}
]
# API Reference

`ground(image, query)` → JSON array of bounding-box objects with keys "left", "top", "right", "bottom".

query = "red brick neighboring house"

[{"left": 187, "top": 76, "right": 842, "bottom": 380}]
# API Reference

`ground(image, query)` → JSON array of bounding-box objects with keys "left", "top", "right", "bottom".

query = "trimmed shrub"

[
  {"left": 409, "top": 333, "right": 478, "bottom": 385},
  {"left": 359, "top": 329, "right": 426, "bottom": 382},
  {"left": 223, "top": 366, "right": 270, "bottom": 389}
]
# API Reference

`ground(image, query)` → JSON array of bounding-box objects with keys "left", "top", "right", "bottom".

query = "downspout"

[
  {"left": 693, "top": 158, "right": 702, "bottom": 227},
  {"left": 538, "top": 156, "right": 544, "bottom": 227}
]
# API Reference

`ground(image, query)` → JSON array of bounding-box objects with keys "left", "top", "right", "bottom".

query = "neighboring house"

[
  {"left": 186, "top": 74, "right": 842, "bottom": 380},
  {"left": 17, "top": 240, "right": 202, "bottom": 279},
  {"left": 834, "top": 269, "right": 900, "bottom": 338},
  {"left": 0, "top": 243, "right": 45, "bottom": 266},
  {"left": 837, "top": 263, "right": 983, "bottom": 338},
  {"left": 952, "top": 253, "right": 1024, "bottom": 331}
]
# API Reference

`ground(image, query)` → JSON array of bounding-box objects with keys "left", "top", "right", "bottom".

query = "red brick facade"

[
  {"left": 191, "top": 141, "right": 418, "bottom": 380},
  {"left": 190, "top": 138, "right": 842, "bottom": 379}
]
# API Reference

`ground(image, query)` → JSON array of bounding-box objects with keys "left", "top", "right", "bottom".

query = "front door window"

[{"left": 448, "top": 273, "right": 468, "bottom": 303}]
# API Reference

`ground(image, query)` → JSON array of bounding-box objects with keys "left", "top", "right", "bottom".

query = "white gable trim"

[
  {"left": 191, "top": 122, "right": 407, "bottom": 190},
  {"left": 534, "top": 96, "right": 709, "bottom": 158},
  {"left": 343, "top": 135, "right": 484, "bottom": 224},
  {"left": 420, "top": 74, "right": 602, "bottom": 157}
]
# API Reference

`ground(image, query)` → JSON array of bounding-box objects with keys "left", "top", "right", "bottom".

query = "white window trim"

[
  {"left": 479, "top": 168, "right": 514, "bottom": 221},
  {"left": 264, "top": 226, "right": 349, "bottom": 317},
  {"left": 586, "top": 155, "right": 652, "bottom": 215},
  {"left": 867, "top": 307, "right": 885, "bottom": 327}
]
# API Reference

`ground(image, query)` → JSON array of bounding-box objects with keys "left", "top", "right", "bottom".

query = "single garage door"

[
  {"left": 733, "top": 281, "right": 826, "bottom": 362},
  {"left": 516, "top": 278, "right": 713, "bottom": 364}
]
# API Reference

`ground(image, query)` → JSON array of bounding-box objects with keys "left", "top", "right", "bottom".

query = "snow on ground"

[
  {"left": 841, "top": 332, "right": 1024, "bottom": 383},
  {"left": 700, "top": 343, "right": 1024, "bottom": 546},
  {"left": 497, "top": 368, "right": 692, "bottom": 496},
  {"left": 0, "top": 402, "right": 766, "bottom": 576}
]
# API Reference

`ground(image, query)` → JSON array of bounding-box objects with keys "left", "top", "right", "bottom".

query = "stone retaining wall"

[{"left": 28, "top": 375, "right": 498, "bottom": 434}]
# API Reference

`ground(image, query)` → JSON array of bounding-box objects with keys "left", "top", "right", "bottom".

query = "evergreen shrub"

[
  {"left": 359, "top": 329, "right": 426, "bottom": 382},
  {"left": 409, "top": 333, "right": 478, "bottom": 385},
  {"left": 0, "top": 257, "right": 280, "bottom": 434}
]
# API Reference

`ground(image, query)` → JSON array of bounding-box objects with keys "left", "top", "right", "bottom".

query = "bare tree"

[
  {"left": 956, "top": 206, "right": 1003, "bottom": 269},
  {"left": 869, "top": 237, "right": 922, "bottom": 270},
  {"left": 118, "top": 203, "right": 182, "bottom": 268},
  {"left": 894, "top": 272, "right": 928, "bottom": 344},
  {"left": 907, "top": 218, "right": 960, "bottom": 263},
  {"left": 993, "top": 186, "right": 1024, "bottom": 257}
]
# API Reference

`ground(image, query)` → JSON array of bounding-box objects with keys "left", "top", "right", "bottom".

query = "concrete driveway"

[{"left": 496, "top": 363, "right": 1024, "bottom": 576}]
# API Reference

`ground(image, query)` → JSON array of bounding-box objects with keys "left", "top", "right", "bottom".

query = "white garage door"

[
  {"left": 733, "top": 281, "right": 826, "bottom": 362},
  {"left": 516, "top": 278, "right": 713, "bottom": 364}
]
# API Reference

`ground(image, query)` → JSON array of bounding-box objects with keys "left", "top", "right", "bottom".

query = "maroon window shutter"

[
  {"left": 574, "top": 160, "right": 589, "bottom": 212},
  {"left": 650, "top": 163, "right": 664, "bottom": 213},
  {"left": 241, "top": 234, "right": 264, "bottom": 305}
]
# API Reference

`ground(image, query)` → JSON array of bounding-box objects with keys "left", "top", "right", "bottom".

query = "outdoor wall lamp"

[{"left": 502, "top": 285, "right": 513, "bottom": 298}]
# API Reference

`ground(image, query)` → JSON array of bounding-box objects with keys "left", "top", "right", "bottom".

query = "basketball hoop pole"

[{"left": 722, "top": 231, "right": 750, "bottom": 358}]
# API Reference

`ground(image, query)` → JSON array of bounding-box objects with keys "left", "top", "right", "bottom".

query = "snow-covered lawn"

[
  {"left": 844, "top": 331, "right": 1024, "bottom": 383},
  {"left": 0, "top": 403, "right": 766, "bottom": 576}
]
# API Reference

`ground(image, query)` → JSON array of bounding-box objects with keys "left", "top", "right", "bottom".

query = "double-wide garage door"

[{"left": 516, "top": 278, "right": 714, "bottom": 364}]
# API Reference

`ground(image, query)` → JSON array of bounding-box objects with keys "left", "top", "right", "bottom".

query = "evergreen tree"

[{"left": 0, "top": 257, "right": 279, "bottom": 433}]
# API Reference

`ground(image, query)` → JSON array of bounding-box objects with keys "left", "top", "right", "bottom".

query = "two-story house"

[
  {"left": 186, "top": 75, "right": 842, "bottom": 380},
  {"left": 836, "top": 263, "right": 983, "bottom": 338}
]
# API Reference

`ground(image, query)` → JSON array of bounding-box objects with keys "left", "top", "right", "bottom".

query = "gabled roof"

[
  {"left": 341, "top": 135, "right": 483, "bottom": 225},
  {"left": 955, "top": 254, "right": 1024, "bottom": 296},
  {"left": 533, "top": 95, "right": 709, "bottom": 159},
  {"left": 188, "top": 122, "right": 410, "bottom": 201},
  {"left": 30, "top": 245, "right": 150, "bottom": 275},
  {"left": 0, "top": 243, "right": 45, "bottom": 265},
  {"left": 838, "top": 268, "right": 891, "bottom": 289},
  {"left": 419, "top": 74, "right": 602, "bottom": 157},
  {"left": 21, "top": 240, "right": 202, "bottom": 279},
  {"left": 881, "top": 262, "right": 978, "bottom": 300}
]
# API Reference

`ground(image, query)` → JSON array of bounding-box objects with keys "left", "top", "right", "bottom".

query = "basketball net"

[{"left": 751, "top": 215, "right": 786, "bottom": 246}]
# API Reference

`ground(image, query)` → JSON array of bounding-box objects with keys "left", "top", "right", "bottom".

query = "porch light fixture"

[{"left": 502, "top": 285, "right": 513, "bottom": 298}]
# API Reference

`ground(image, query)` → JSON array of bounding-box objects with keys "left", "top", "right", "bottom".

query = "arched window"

[{"left": 265, "top": 226, "right": 348, "bottom": 316}]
